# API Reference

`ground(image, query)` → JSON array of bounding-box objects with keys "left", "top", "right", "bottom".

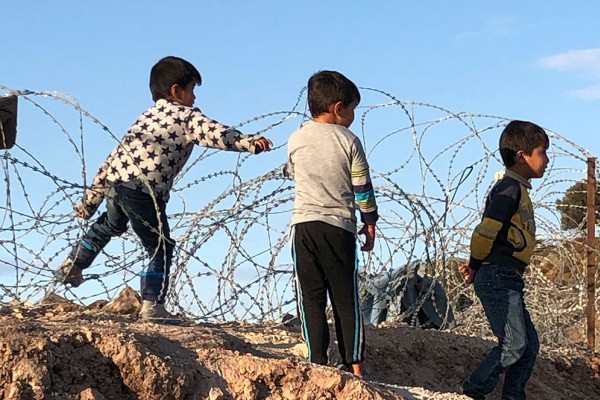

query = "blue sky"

[{"left": 2, "top": 1, "right": 600, "bottom": 154}]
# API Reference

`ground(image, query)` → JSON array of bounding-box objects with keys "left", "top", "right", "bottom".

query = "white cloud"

[
  {"left": 568, "top": 85, "right": 600, "bottom": 100},
  {"left": 540, "top": 48, "right": 600, "bottom": 78}
]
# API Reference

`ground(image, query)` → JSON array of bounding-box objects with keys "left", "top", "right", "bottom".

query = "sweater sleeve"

[
  {"left": 186, "top": 108, "right": 263, "bottom": 154},
  {"left": 469, "top": 180, "right": 520, "bottom": 270},
  {"left": 80, "top": 149, "right": 116, "bottom": 214},
  {"left": 351, "top": 138, "right": 378, "bottom": 225}
]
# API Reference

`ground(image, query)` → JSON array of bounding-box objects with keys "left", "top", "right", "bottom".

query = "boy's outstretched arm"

[
  {"left": 253, "top": 137, "right": 273, "bottom": 153},
  {"left": 187, "top": 110, "right": 272, "bottom": 154}
]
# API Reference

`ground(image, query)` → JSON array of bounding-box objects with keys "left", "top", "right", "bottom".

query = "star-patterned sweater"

[{"left": 81, "top": 99, "right": 264, "bottom": 215}]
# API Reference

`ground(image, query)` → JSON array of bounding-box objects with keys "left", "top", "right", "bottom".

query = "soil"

[{"left": 0, "top": 289, "right": 598, "bottom": 400}]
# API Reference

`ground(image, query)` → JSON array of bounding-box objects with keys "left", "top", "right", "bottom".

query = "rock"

[
  {"left": 281, "top": 313, "right": 300, "bottom": 328},
  {"left": 79, "top": 387, "right": 108, "bottom": 400},
  {"left": 308, "top": 369, "right": 343, "bottom": 391},
  {"left": 87, "top": 300, "right": 109, "bottom": 310},
  {"left": 39, "top": 293, "right": 84, "bottom": 313},
  {"left": 208, "top": 387, "right": 225, "bottom": 400},
  {"left": 102, "top": 286, "right": 141, "bottom": 315}
]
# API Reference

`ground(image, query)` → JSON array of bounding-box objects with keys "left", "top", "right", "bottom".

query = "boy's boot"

[
  {"left": 461, "top": 381, "right": 486, "bottom": 400},
  {"left": 55, "top": 259, "right": 84, "bottom": 287},
  {"left": 54, "top": 241, "right": 97, "bottom": 287},
  {"left": 139, "top": 300, "right": 182, "bottom": 325}
]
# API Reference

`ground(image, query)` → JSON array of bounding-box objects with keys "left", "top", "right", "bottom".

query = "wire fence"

[{"left": 1, "top": 85, "right": 598, "bottom": 350}]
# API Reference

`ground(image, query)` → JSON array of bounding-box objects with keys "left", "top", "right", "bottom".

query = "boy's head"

[
  {"left": 150, "top": 56, "right": 202, "bottom": 103},
  {"left": 499, "top": 120, "right": 550, "bottom": 178},
  {"left": 307, "top": 70, "right": 360, "bottom": 127}
]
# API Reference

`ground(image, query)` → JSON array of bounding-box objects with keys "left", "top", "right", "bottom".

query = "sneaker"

[
  {"left": 461, "top": 381, "right": 485, "bottom": 400},
  {"left": 54, "top": 259, "right": 84, "bottom": 287},
  {"left": 139, "top": 300, "right": 182, "bottom": 325},
  {"left": 463, "top": 394, "right": 485, "bottom": 400},
  {"left": 337, "top": 362, "right": 364, "bottom": 379},
  {"left": 336, "top": 363, "right": 350, "bottom": 372}
]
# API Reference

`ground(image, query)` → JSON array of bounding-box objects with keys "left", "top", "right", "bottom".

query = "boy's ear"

[
  {"left": 169, "top": 84, "right": 181, "bottom": 100},
  {"left": 515, "top": 150, "right": 526, "bottom": 164},
  {"left": 331, "top": 101, "right": 343, "bottom": 117}
]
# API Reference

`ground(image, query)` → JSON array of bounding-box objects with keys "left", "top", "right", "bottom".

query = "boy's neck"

[
  {"left": 313, "top": 113, "right": 337, "bottom": 125},
  {"left": 505, "top": 167, "right": 532, "bottom": 188},
  {"left": 507, "top": 165, "right": 533, "bottom": 181},
  {"left": 166, "top": 97, "right": 184, "bottom": 106}
]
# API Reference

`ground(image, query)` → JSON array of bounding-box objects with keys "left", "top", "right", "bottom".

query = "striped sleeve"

[
  {"left": 469, "top": 218, "right": 503, "bottom": 270},
  {"left": 351, "top": 139, "right": 378, "bottom": 225}
]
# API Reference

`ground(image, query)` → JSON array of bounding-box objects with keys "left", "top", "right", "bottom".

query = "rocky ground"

[{"left": 1, "top": 288, "right": 598, "bottom": 400}]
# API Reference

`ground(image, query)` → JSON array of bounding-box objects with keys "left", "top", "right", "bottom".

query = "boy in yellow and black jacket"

[
  {"left": 468, "top": 168, "right": 536, "bottom": 276},
  {"left": 459, "top": 120, "right": 549, "bottom": 400}
]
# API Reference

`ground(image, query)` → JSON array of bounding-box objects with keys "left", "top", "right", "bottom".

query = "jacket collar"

[{"left": 504, "top": 169, "right": 532, "bottom": 189}]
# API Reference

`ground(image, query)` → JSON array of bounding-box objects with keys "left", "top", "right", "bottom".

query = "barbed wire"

[{"left": 0, "top": 85, "right": 597, "bottom": 349}]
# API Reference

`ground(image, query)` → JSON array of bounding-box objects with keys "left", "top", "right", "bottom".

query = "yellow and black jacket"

[{"left": 468, "top": 170, "right": 535, "bottom": 274}]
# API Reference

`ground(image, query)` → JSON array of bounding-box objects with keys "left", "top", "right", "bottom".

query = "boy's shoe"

[
  {"left": 337, "top": 362, "right": 364, "bottom": 379},
  {"left": 336, "top": 363, "right": 350, "bottom": 372},
  {"left": 54, "top": 259, "right": 84, "bottom": 287},
  {"left": 463, "top": 394, "right": 485, "bottom": 400},
  {"left": 461, "top": 382, "right": 485, "bottom": 400},
  {"left": 139, "top": 300, "right": 182, "bottom": 325}
]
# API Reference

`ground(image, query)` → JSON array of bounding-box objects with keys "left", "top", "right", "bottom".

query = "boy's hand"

[
  {"left": 74, "top": 201, "right": 94, "bottom": 220},
  {"left": 458, "top": 262, "right": 475, "bottom": 284},
  {"left": 358, "top": 224, "right": 376, "bottom": 251},
  {"left": 254, "top": 137, "right": 273, "bottom": 153}
]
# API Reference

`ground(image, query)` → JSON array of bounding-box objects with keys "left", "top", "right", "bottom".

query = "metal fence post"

[{"left": 586, "top": 157, "right": 596, "bottom": 351}]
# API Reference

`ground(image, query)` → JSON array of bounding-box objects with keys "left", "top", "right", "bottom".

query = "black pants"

[{"left": 292, "top": 221, "right": 364, "bottom": 365}]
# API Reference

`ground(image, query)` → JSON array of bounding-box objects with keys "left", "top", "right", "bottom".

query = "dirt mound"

[{"left": 0, "top": 291, "right": 598, "bottom": 400}]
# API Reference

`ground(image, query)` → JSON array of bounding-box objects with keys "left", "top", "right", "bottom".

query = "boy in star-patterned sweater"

[{"left": 56, "top": 56, "right": 272, "bottom": 323}]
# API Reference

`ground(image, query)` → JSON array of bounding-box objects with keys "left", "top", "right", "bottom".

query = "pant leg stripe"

[
  {"left": 291, "top": 226, "right": 312, "bottom": 361},
  {"left": 353, "top": 247, "right": 364, "bottom": 361}
]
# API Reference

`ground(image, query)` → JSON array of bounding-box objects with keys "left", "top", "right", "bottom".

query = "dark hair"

[
  {"left": 499, "top": 120, "right": 549, "bottom": 167},
  {"left": 149, "top": 56, "right": 202, "bottom": 101},
  {"left": 307, "top": 70, "right": 360, "bottom": 117}
]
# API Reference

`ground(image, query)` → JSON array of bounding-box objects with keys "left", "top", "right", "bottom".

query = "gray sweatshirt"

[{"left": 286, "top": 120, "right": 378, "bottom": 233}]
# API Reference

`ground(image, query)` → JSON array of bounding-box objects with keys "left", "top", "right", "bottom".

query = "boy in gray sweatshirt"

[{"left": 286, "top": 70, "right": 378, "bottom": 377}]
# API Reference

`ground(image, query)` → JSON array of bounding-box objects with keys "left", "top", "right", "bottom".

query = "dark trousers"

[
  {"left": 464, "top": 263, "right": 539, "bottom": 400},
  {"left": 75, "top": 185, "right": 174, "bottom": 302},
  {"left": 291, "top": 221, "right": 364, "bottom": 366}
]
